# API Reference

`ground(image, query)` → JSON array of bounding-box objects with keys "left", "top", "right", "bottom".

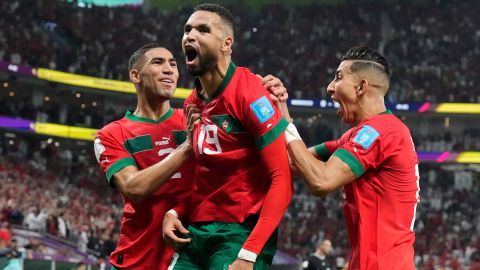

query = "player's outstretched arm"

[
  {"left": 285, "top": 128, "right": 356, "bottom": 197},
  {"left": 113, "top": 141, "right": 193, "bottom": 203}
]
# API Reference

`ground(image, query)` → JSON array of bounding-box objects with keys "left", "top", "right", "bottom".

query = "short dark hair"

[
  {"left": 342, "top": 46, "right": 390, "bottom": 78},
  {"left": 128, "top": 43, "right": 165, "bottom": 71},
  {"left": 193, "top": 3, "right": 235, "bottom": 36}
]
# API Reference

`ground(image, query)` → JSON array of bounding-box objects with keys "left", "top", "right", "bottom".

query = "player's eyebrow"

[
  {"left": 149, "top": 57, "right": 177, "bottom": 63},
  {"left": 150, "top": 57, "right": 166, "bottom": 63}
]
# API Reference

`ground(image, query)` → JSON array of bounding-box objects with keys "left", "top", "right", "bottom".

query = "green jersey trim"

[
  {"left": 380, "top": 109, "right": 393, "bottom": 115},
  {"left": 173, "top": 130, "right": 188, "bottom": 145},
  {"left": 194, "top": 62, "right": 237, "bottom": 104},
  {"left": 313, "top": 143, "right": 331, "bottom": 161},
  {"left": 255, "top": 117, "right": 289, "bottom": 150},
  {"left": 106, "top": 157, "right": 137, "bottom": 185},
  {"left": 333, "top": 148, "right": 365, "bottom": 178},
  {"left": 123, "top": 135, "right": 153, "bottom": 155},
  {"left": 124, "top": 108, "right": 173, "bottom": 124}
]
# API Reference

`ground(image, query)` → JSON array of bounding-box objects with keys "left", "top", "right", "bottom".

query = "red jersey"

[
  {"left": 94, "top": 109, "right": 193, "bottom": 270},
  {"left": 332, "top": 111, "right": 419, "bottom": 270},
  {"left": 181, "top": 62, "right": 292, "bottom": 254}
]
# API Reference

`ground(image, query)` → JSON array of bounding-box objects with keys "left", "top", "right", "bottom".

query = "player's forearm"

[
  {"left": 242, "top": 137, "right": 293, "bottom": 257},
  {"left": 125, "top": 142, "right": 192, "bottom": 203},
  {"left": 287, "top": 140, "right": 332, "bottom": 197}
]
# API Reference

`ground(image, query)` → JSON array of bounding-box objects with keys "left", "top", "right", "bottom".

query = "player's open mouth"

[{"left": 185, "top": 45, "right": 198, "bottom": 65}]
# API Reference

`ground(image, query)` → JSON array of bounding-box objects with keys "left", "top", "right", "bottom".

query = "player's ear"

[
  {"left": 222, "top": 36, "right": 233, "bottom": 55},
  {"left": 356, "top": 79, "right": 368, "bottom": 96},
  {"left": 130, "top": 68, "right": 140, "bottom": 83}
]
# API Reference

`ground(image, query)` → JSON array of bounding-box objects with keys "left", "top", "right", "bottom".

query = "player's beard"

[{"left": 187, "top": 52, "right": 217, "bottom": 77}]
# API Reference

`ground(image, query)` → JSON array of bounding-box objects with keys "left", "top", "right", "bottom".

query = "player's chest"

[
  {"left": 123, "top": 125, "right": 187, "bottom": 165},
  {"left": 193, "top": 100, "right": 253, "bottom": 156}
]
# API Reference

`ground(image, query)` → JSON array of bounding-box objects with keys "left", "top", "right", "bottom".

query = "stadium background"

[{"left": 1, "top": 0, "right": 480, "bottom": 269}]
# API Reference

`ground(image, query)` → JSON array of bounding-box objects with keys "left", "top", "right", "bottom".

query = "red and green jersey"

[
  {"left": 313, "top": 128, "right": 355, "bottom": 161},
  {"left": 182, "top": 62, "right": 292, "bottom": 255},
  {"left": 331, "top": 111, "right": 419, "bottom": 270},
  {"left": 94, "top": 109, "right": 193, "bottom": 270}
]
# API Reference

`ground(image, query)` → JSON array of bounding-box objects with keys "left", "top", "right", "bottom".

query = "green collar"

[
  {"left": 194, "top": 62, "right": 237, "bottom": 103},
  {"left": 380, "top": 109, "right": 393, "bottom": 115},
  {"left": 124, "top": 108, "right": 173, "bottom": 124}
]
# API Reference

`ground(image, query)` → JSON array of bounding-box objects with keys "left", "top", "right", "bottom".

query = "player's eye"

[{"left": 198, "top": 26, "right": 210, "bottom": 33}]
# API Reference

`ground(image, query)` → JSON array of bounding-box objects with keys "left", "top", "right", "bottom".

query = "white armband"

[
  {"left": 238, "top": 248, "right": 257, "bottom": 262},
  {"left": 284, "top": 123, "right": 302, "bottom": 144}
]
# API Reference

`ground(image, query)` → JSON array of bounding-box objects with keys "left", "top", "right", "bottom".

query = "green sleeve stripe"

[
  {"left": 106, "top": 157, "right": 137, "bottom": 186},
  {"left": 173, "top": 130, "right": 188, "bottom": 145},
  {"left": 123, "top": 135, "right": 153, "bottom": 155},
  {"left": 313, "top": 143, "right": 331, "bottom": 160},
  {"left": 333, "top": 148, "right": 365, "bottom": 178},
  {"left": 255, "top": 117, "right": 289, "bottom": 150}
]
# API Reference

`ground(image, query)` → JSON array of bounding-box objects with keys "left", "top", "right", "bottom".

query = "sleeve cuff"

[{"left": 238, "top": 248, "right": 257, "bottom": 262}]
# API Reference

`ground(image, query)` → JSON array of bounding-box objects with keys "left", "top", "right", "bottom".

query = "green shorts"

[{"left": 169, "top": 216, "right": 277, "bottom": 270}]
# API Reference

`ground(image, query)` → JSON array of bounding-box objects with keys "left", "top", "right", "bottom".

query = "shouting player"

[
  {"left": 280, "top": 46, "right": 419, "bottom": 270},
  {"left": 163, "top": 3, "right": 292, "bottom": 270}
]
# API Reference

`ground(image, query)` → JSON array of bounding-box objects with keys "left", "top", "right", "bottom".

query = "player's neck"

[
  {"left": 356, "top": 98, "right": 387, "bottom": 125},
  {"left": 134, "top": 96, "right": 171, "bottom": 121},
  {"left": 198, "top": 57, "right": 231, "bottom": 98}
]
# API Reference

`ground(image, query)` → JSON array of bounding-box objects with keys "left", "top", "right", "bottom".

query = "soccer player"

[
  {"left": 163, "top": 3, "right": 292, "bottom": 270},
  {"left": 94, "top": 44, "right": 194, "bottom": 270},
  {"left": 281, "top": 46, "right": 419, "bottom": 270},
  {"left": 94, "top": 43, "right": 288, "bottom": 270}
]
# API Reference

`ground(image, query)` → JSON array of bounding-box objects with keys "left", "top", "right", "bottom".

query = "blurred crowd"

[
  {"left": 2, "top": 0, "right": 480, "bottom": 103},
  {"left": 0, "top": 135, "right": 121, "bottom": 260}
]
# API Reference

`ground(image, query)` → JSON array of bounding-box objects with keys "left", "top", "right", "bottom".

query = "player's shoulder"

[
  {"left": 234, "top": 66, "right": 260, "bottom": 82},
  {"left": 97, "top": 117, "right": 128, "bottom": 137},
  {"left": 359, "top": 112, "right": 409, "bottom": 139},
  {"left": 230, "top": 66, "right": 267, "bottom": 97}
]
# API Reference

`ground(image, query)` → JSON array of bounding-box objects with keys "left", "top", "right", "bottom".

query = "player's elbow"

[
  {"left": 123, "top": 190, "right": 146, "bottom": 204},
  {"left": 123, "top": 179, "right": 148, "bottom": 203}
]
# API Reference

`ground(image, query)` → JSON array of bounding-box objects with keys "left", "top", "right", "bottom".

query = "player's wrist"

[
  {"left": 237, "top": 248, "right": 257, "bottom": 262},
  {"left": 284, "top": 123, "right": 302, "bottom": 144}
]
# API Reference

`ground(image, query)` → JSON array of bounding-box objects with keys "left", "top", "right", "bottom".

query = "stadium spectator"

[
  {"left": 302, "top": 239, "right": 336, "bottom": 270},
  {"left": 23, "top": 206, "right": 47, "bottom": 232}
]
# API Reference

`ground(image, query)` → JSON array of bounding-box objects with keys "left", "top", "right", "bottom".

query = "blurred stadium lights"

[{"left": 67, "top": 0, "right": 143, "bottom": 7}]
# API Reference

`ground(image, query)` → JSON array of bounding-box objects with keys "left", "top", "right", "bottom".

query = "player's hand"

[
  {"left": 256, "top": 74, "right": 289, "bottom": 103},
  {"left": 228, "top": 259, "right": 254, "bottom": 270},
  {"left": 162, "top": 211, "right": 191, "bottom": 250},
  {"left": 185, "top": 104, "right": 201, "bottom": 138}
]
